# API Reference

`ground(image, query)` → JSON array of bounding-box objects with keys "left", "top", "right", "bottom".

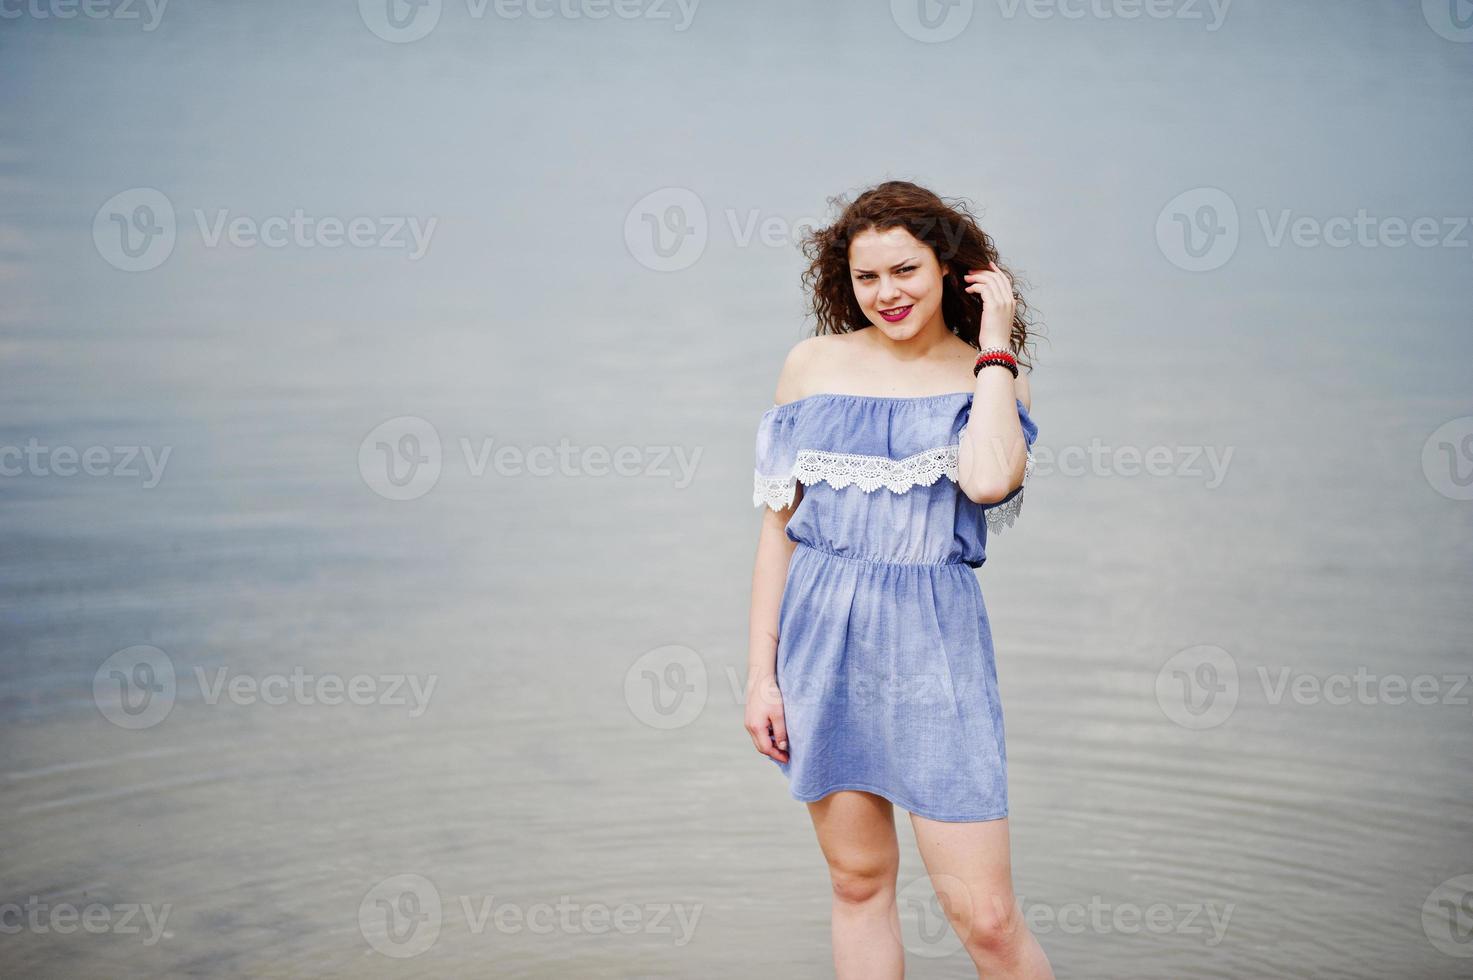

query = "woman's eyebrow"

[{"left": 851, "top": 256, "right": 918, "bottom": 274}]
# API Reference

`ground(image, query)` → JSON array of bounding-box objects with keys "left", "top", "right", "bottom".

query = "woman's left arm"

[
  {"left": 957, "top": 366, "right": 1030, "bottom": 504},
  {"left": 956, "top": 262, "right": 1031, "bottom": 504}
]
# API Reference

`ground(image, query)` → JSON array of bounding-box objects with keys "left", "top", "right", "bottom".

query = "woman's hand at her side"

[
  {"left": 745, "top": 674, "right": 789, "bottom": 763},
  {"left": 963, "top": 260, "right": 1016, "bottom": 350}
]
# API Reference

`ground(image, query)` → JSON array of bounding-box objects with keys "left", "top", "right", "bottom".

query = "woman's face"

[{"left": 848, "top": 226, "right": 949, "bottom": 341}]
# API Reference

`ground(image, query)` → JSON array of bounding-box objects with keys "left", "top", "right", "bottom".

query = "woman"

[{"left": 744, "top": 180, "right": 1055, "bottom": 978}]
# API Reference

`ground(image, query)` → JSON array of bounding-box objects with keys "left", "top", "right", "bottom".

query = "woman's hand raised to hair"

[{"left": 964, "top": 260, "right": 1016, "bottom": 350}]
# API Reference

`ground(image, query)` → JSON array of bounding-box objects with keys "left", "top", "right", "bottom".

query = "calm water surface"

[{"left": 2, "top": 2, "right": 1471, "bottom": 977}]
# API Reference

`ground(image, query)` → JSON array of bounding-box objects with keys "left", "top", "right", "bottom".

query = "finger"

[
  {"left": 751, "top": 715, "right": 788, "bottom": 762},
  {"left": 765, "top": 715, "right": 788, "bottom": 760},
  {"left": 990, "top": 260, "right": 1014, "bottom": 293},
  {"left": 990, "top": 282, "right": 1015, "bottom": 315},
  {"left": 751, "top": 724, "right": 778, "bottom": 760},
  {"left": 976, "top": 272, "right": 1006, "bottom": 297},
  {"left": 980, "top": 272, "right": 1012, "bottom": 307}
]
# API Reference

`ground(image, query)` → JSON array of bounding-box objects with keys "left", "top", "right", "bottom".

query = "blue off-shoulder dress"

[{"left": 752, "top": 391, "right": 1038, "bottom": 822}]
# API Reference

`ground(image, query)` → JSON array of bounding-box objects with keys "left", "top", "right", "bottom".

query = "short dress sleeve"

[
  {"left": 752, "top": 402, "right": 801, "bottom": 511},
  {"left": 965, "top": 398, "right": 1038, "bottom": 534}
]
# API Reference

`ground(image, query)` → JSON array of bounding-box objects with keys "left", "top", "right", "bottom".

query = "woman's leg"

[
  {"left": 908, "top": 814, "right": 1055, "bottom": 979},
  {"left": 806, "top": 790, "right": 904, "bottom": 979}
]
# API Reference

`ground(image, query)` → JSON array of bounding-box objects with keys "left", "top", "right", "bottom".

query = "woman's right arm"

[
  {"left": 745, "top": 485, "right": 802, "bottom": 763},
  {"left": 743, "top": 339, "right": 815, "bottom": 764}
]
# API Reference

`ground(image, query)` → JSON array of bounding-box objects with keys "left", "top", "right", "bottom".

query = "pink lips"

[{"left": 879, "top": 305, "right": 912, "bottom": 322}]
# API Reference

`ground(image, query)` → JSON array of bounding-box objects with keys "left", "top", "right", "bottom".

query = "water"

[{"left": 2, "top": 1, "right": 1471, "bottom": 976}]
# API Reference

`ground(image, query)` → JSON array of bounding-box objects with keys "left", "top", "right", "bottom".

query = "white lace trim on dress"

[{"left": 752, "top": 441, "right": 1034, "bottom": 534}]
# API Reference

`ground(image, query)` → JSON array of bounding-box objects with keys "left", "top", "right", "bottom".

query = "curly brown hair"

[{"left": 798, "top": 179, "right": 1040, "bottom": 371}]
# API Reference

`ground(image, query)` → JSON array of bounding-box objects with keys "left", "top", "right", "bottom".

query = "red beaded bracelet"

[{"left": 973, "top": 348, "right": 1018, "bottom": 378}]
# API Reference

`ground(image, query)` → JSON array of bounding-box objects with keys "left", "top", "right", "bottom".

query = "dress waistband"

[{"left": 796, "top": 540, "right": 969, "bottom": 568}]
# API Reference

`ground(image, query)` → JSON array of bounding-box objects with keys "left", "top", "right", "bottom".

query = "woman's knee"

[
  {"left": 956, "top": 890, "right": 1026, "bottom": 955},
  {"left": 827, "top": 858, "right": 898, "bottom": 906}
]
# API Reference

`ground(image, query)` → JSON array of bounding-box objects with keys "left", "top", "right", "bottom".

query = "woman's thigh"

[
  {"left": 907, "top": 814, "right": 1018, "bottom": 929},
  {"left": 806, "top": 790, "right": 901, "bottom": 890}
]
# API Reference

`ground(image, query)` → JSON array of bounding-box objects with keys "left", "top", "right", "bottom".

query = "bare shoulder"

[
  {"left": 1015, "top": 368, "right": 1032, "bottom": 413},
  {"left": 773, "top": 334, "right": 844, "bottom": 405}
]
